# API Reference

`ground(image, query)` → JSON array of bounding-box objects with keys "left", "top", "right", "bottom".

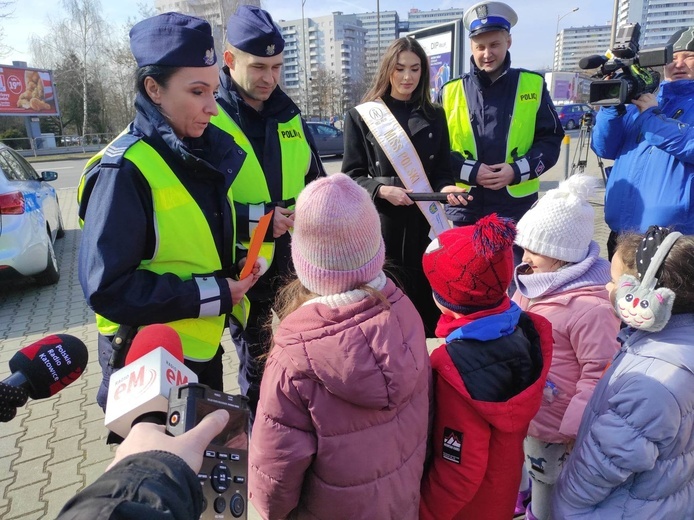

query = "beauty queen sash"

[{"left": 355, "top": 99, "right": 451, "bottom": 238}]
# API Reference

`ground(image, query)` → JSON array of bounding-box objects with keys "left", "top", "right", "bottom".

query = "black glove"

[{"left": 0, "top": 382, "right": 28, "bottom": 423}]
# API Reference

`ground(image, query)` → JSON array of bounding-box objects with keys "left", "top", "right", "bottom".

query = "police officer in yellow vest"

[
  {"left": 78, "top": 13, "right": 261, "bottom": 413},
  {"left": 214, "top": 5, "right": 325, "bottom": 417},
  {"left": 441, "top": 1, "right": 564, "bottom": 232}
]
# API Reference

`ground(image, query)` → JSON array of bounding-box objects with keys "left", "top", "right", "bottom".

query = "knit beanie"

[
  {"left": 669, "top": 26, "right": 694, "bottom": 52},
  {"left": 291, "top": 173, "right": 385, "bottom": 296},
  {"left": 515, "top": 175, "right": 599, "bottom": 263},
  {"left": 423, "top": 214, "right": 516, "bottom": 313}
]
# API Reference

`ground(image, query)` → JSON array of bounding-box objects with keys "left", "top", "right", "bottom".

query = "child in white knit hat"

[
  {"left": 511, "top": 175, "right": 621, "bottom": 520},
  {"left": 248, "top": 174, "right": 431, "bottom": 520}
]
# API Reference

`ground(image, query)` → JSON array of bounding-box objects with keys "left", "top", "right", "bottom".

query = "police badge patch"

[
  {"left": 476, "top": 4, "right": 488, "bottom": 22},
  {"left": 204, "top": 48, "right": 215, "bottom": 66}
]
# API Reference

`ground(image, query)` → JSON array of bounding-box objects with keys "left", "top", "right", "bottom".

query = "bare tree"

[
  {"left": 311, "top": 66, "right": 343, "bottom": 121},
  {"left": 60, "top": 0, "right": 104, "bottom": 135},
  {"left": 29, "top": 0, "right": 105, "bottom": 135},
  {"left": 0, "top": 1, "right": 16, "bottom": 58}
]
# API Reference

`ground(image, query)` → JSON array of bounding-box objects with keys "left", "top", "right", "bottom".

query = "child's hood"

[
  {"left": 431, "top": 311, "right": 553, "bottom": 433},
  {"left": 272, "top": 279, "right": 430, "bottom": 411}
]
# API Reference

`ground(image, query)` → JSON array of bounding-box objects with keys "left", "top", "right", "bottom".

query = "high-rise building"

[
  {"left": 616, "top": 0, "right": 694, "bottom": 47},
  {"left": 355, "top": 11, "right": 400, "bottom": 78},
  {"left": 405, "top": 7, "right": 465, "bottom": 33},
  {"left": 555, "top": 25, "right": 612, "bottom": 71},
  {"left": 154, "top": 0, "right": 261, "bottom": 59},
  {"left": 277, "top": 13, "right": 367, "bottom": 119}
]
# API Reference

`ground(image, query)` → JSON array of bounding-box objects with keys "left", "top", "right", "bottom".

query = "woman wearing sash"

[{"left": 342, "top": 37, "right": 469, "bottom": 336}]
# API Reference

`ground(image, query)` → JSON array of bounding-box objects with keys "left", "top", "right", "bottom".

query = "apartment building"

[{"left": 555, "top": 24, "right": 612, "bottom": 71}]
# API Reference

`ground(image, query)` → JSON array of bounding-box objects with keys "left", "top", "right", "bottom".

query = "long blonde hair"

[
  {"left": 361, "top": 37, "right": 437, "bottom": 119},
  {"left": 263, "top": 276, "right": 392, "bottom": 357}
]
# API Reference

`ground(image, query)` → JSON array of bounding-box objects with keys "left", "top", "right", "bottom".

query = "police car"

[{"left": 0, "top": 143, "right": 64, "bottom": 285}]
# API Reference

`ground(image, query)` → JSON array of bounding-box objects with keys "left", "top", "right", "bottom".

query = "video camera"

[{"left": 579, "top": 23, "right": 672, "bottom": 106}]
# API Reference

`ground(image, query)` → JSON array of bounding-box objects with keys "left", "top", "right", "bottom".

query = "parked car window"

[
  {"left": 0, "top": 150, "right": 26, "bottom": 181},
  {"left": 8, "top": 149, "right": 40, "bottom": 181}
]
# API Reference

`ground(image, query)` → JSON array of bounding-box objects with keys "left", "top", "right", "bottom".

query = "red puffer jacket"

[
  {"left": 420, "top": 311, "right": 553, "bottom": 520},
  {"left": 249, "top": 278, "right": 431, "bottom": 520}
]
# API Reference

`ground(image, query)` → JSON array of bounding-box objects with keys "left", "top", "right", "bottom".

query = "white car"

[{"left": 0, "top": 144, "right": 64, "bottom": 285}]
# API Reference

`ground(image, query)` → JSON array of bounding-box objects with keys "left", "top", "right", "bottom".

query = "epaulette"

[{"left": 100, "top": 132, "right": 141, "bottom": 168}]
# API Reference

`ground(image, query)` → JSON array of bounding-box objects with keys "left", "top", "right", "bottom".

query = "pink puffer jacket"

[
  {"left": 513, "top": 286, "right": 620, "bottom": 442},
  {"left": 249, "top": 278, "right": 431, "bottom": 520}
]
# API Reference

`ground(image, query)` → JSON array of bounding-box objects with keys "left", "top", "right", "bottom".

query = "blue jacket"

[
  {"left": 442, "top": 54, "right": 564, "bottom": 224},
  {"left": 552, "top": 314, "right": 694, "bottom": 519},
  {"left": 592, "top": 79, "right": 694, "bottom": 234}
]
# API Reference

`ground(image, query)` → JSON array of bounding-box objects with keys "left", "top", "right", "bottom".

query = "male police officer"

[
  {"left": 212, "top": 5, "right": 325, "bottom": 417},
  {"left": 441, "top": 1, "right": 564, "bottom": 232}
]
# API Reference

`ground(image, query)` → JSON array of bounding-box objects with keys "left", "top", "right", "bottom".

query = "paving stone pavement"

[{"left": 0, "top": 143, "right": 610, "bottom": 519}]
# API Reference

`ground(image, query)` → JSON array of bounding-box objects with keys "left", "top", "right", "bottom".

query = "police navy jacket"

[
  {"left": 78, "top": 93, "right": 245, "bottom": 327},
  {"left": 552, "top": 314, "right": 694, "bottom": 519},
  {"left": 56, "top": 451, "right": 202, "bottom": 520},
  {"left": 443, "top": 54, "right": 564, "bottom": 224},
  {"left": 592, "top": 79, "right": 694, "bottom": 234},
  {"left": 215, "top": 67, "right": 325, "bottom": 301}
]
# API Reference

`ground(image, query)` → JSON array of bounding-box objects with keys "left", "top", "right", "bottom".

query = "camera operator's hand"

[
  {"left": 106, "top": 409, "right": 229, "bottom": 474},
  {"left": 632, "top": 93, "right": 658, "bottom": 113}
]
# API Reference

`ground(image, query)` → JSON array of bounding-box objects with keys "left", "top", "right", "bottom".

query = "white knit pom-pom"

[{"left": 558, "top": 174, "right": 600, "bottom": 202}]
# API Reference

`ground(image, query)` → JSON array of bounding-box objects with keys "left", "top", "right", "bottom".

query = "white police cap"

[{"left": 464, "top": 1, "right": 518, "bottom": 37}]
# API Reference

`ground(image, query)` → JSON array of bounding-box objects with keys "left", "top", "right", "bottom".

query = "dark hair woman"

[
  {"left": 341, "top": 36, "right": 469, "bottom": 336},
  {"left": 78, "top": 12, "right": 261, "bottom": 416}
]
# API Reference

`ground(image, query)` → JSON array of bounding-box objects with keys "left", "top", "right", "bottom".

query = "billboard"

[
  {"left": 0, "top": 65, "right": 60, "bottom": 117},
  {"left": 408, "top": 20, "right": 465, "bottom": 102}
]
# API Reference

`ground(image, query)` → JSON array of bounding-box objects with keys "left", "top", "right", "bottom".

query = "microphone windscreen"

[
  {"left": 125, "top": 324, "right": 184, "bottom": 365},
  {"left": 8, "top": 335, "right": 88, "bottom": 399},
  {"left": 579, "top": 54, "right": 608, "bottom": 70}
]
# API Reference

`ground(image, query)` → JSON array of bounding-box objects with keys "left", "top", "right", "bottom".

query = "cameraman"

[{"left": 592, "top": 26, "right": 694, "bottom": 258}]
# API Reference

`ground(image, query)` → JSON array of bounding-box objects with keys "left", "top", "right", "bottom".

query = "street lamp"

[
  {"left": 301, "top": 0, "right": 310, "bottom": 116},
  {"left": 554, "top": 7, "right": 579, "bottom": 71}
]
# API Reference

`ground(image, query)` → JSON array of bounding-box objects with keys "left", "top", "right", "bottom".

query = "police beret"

[
  {"left": 129, "top": 12, "right": 217, "bottom": 68},
  {"left": 668, "top": 26, "right": 694, "bottom": 52},
  {"left": 464, "top": 1, "right": 518, "bottom": 38},
  {"left": 226, "top": 5, "right": 285, "bottom": 57}
]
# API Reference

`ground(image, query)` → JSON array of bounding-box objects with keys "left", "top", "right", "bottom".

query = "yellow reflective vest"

[
  {"left": 79, "top": 138, "right": 249, "bottom": 361},
  {"left": 442, "top": 71, "right": 543, "bottom": 198},
  {"left": 210, "top": 105, "right": 310, "bottom": 264}
]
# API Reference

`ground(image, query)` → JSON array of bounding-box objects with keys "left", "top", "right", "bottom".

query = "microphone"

[
  {"left": 579, "top": 54, "right": 608, "bottom": 70},
  {"left": 104, "top": 324, "right": 198, "bottom": 439},
  {"left": 1, "top": 334, "right": 89, "bottom": 422}
]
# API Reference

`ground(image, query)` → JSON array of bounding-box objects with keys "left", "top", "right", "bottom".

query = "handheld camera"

[
  {"left": 579, "top": 23, "right": 672, "bottom": 106},
  {"left": 167, "top": 383, "right": 250, "bottom": 519}
]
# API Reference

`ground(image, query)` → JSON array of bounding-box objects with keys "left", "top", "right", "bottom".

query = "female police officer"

[{"left": 78, "top": 12, "right": 260, "bottom": 412}]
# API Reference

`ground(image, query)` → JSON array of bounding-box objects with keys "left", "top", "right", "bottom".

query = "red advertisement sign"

[{"left": 0, "top": 65, "right": 60, "bottom": 116}]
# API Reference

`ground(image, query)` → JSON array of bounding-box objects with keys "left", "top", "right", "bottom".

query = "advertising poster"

[
  {"left": 0, "top": 65, "right": 60, "bottom": 117},
  {"left": 416, "top": 32, "right": 453, "bottom": 101},
  {"left": 408, "top": 20, "right": 464, "bottom": 102}
]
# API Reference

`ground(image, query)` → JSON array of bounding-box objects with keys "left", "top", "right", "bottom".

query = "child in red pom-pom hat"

[{"left": 419, "top": 214, "right": 553, "bottom": 520}]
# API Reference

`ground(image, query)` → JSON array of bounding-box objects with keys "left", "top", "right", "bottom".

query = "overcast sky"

[{"left": 3, "top": 0, "right": 615, "bottom": 70}]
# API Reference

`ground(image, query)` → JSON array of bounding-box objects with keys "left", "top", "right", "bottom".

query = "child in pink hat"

[{"left": 248, "top": 173, "right": 431, "bottom": 520}]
